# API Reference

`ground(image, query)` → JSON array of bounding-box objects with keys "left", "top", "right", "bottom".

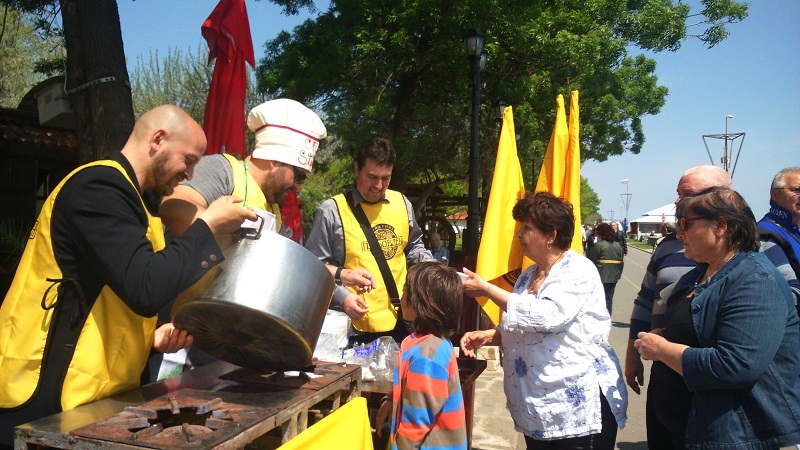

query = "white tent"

[{"left": 630, "top": 204, "right": 676, "bottom": 237}]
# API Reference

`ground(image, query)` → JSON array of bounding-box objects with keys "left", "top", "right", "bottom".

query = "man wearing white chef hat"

[
  {"left": 160, "top": 98, "right": 326, "bottom": 238},
  {"left": 149, "top": 99, "right": 373, "bottom": 381}
]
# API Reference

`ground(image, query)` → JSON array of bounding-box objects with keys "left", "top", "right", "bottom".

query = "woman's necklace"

[
  {"left": 527, "top": 251, "right": 567, "bottom": 293},
  {"left": 702, "top": 250, "right": 736, "bottom": 284}
]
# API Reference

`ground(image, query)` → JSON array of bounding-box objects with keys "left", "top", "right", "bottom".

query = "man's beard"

[
  {"left": 264, "top": 177, "right": 290, "bottom": 205},
  {"left": 152, "top": 152, "right": 175, "bottom": 196}
]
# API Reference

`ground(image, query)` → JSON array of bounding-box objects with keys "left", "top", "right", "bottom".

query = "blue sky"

[{"left": 118, "top": 1, "right": 799, "bottom": 222}]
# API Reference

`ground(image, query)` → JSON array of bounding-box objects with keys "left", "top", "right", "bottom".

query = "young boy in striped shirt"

[{"left": 377, "top": 261, "right": 467, "bottom": 449}]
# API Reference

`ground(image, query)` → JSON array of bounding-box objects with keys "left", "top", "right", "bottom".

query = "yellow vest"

[
  {"left": 222, "top": 153, "right": 282, "bottom": 232},
  {"left": 333, "top": 190, "right": 409, "bottom": 333},
  {"left": 0, "top": 161, "right": 165, "bottom": 410}
]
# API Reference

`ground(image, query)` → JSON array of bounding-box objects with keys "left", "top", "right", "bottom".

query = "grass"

[{"left": 627, "top": 238, "right": 654, "bottom": 252}]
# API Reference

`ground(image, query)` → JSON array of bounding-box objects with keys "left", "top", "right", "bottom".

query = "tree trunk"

[
  {"left": 389, "top": 71, "right": 421, "bottom": 195},
  {"left": 60, "top": 0, "right": 134, "bottom": 163}
]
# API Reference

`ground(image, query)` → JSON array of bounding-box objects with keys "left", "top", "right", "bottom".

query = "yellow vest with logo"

[
  {"left": 222, "top": 153, "right": 282, "bottom": 232},
  {"left": 333, "top": 190, "right": 409, "bottom": 333},
  {"left": 0, "top": 161, "right": 165, "bottom": 410}
]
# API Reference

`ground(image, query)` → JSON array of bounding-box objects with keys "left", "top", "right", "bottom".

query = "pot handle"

[{"left": 240, "top": 212, "right": 266, "bottom": 240}]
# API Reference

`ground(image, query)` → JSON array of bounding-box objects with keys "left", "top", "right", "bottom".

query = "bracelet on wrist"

[{"left": 334, "top": 266, "right": 344, "bottom": 286}]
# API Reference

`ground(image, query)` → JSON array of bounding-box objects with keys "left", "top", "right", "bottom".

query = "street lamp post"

[
  {"left": 492, "top": 99, "right": 507, "bottom": 120},
  {"left": 464, "top": 28, "right": 486, "bottom": 258},
  {"left": 724, "top": 114, "right": 733, "bottom": 172}
]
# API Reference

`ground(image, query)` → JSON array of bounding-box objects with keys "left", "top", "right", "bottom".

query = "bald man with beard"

[{"left": 0, "top": 105, "right": 255, "bottom": 448}]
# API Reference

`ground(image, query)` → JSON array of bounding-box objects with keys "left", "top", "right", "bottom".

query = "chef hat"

[{"left": 247, "top": 99, "right": 327, "bottom": 172}]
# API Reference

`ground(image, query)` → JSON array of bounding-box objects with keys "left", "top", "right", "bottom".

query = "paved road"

[
  {"left": 612, "top": 247, "right": 651, "bottom": 450},
  {"left": 470, "top": 247, "right": 653, "bottom": 450}
]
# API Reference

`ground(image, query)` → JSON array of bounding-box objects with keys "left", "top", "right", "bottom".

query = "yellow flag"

[
  {"left": 475, "top": 105, "right": 528, "bottom": 325},
  {"left": 535, "top": 91, "right": 583, "bottom": 253}
]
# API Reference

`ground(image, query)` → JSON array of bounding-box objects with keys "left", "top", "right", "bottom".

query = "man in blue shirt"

[
  {"left": 758, "top": 166, "right": 800, "bottom": 308},
  {"left": 428, "top": 232, "right": 450, "bottom": 266}
]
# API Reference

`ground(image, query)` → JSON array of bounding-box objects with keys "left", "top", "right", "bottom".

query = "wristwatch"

[{"left": 334, "top": 266, "right": 343, "bottom": 286}]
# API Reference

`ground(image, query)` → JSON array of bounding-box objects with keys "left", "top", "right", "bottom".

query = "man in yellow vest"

[
  {"left": 149, "top": 99, "right": 374, "bottom": 380},
  {"left": 306, "top": 136, "right": 433, "bottom": 346},
  {"left": 0, "top": 105, "right": 256, "bottom": 447}
]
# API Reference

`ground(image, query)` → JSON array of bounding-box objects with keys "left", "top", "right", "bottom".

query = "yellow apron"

[
  {"left": 333, "top": 190, "right": 409, "bottom": 333},
  {"left": 0, "top": 160, "right": 165, "bottom": 410}
]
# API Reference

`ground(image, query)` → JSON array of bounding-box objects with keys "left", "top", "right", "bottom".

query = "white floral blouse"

[{"left": 498, "top": 250, "right": 628, "bottom": 440}]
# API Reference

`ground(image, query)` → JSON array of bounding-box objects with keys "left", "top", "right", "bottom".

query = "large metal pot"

[{"left": 173, "top": 223, "right": 334, "bottom": 372}]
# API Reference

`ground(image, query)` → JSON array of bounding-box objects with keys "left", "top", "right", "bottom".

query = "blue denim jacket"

[{"left": 669, "top": 251, "right": 800, "bottom": 449}]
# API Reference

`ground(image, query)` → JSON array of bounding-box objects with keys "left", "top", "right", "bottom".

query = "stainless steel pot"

[{"left": 173, "top": 223, "right": 334, "bottom": 372}]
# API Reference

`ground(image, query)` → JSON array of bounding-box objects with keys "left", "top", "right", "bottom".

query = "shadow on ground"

[{"left": 618, "top": 441, "right": 649, "bottom": 450}]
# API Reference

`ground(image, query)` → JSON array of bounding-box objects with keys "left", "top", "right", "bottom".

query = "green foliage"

[
  {"left": 579, "top": 176, "right": 601, "bottom": 224},
  {"left": 129, "top": 44, "right": 269, "bottom": 126},
  {"left": 0, "top": 6, "right": 64, "bottom": 107},
  {"left": 255, "top": 0, "right": 747, "bottom": 202},
  {"left": 130, "top": 45, "right": 214, "bottom": 122}
]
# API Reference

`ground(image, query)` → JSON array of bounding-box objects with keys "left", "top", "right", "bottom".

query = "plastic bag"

[
  {"left": 369, "top": 336, "right": 399, "bottom": 383},
  {"left": 313, "top": 310, "right": 351, "bottom": 362},
  {"left": 343, "top": 336, "right": 399, "bottom": 382}
]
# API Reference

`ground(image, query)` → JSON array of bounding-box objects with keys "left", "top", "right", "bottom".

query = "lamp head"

[{"left": 463, "top": 28, "right": 485, "bottom": 58}]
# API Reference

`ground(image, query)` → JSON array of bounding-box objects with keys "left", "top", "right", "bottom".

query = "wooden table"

[
  {"left": 360, "top": 357, "right": 487, "bottom": 449},
  {"left": 14, "top": 361, "right": 361, "bottom": 449}
]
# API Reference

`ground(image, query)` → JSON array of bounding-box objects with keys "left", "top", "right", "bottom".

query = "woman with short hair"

[
  {"left": 635, "top": 186, "right": 800, "bottom": 449},
  {"left": 460, "top": 192, "right": 627, "bottom": 449}
]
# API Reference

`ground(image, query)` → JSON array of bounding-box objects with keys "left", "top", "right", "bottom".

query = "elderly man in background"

[
  {"left": 428, "top": 232, "right": 450, "bottom": 266},
  {"left": 757, "top": 166, "right": 800, "bottom": 307},
  {"left": 0, "top": 105, "right": 255, "bottom": 447},
  {"left": 655, "top": 222, "right": 676, "bottom": 248}
]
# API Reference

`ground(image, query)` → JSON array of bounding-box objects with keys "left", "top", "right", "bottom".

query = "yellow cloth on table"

[{"left": 277, "top": 397, "right": 373, "bottom": 450}]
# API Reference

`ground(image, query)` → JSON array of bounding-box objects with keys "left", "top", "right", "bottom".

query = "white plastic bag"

[{"left": 312, "top": 310, "right": 351, "bottom": 361}]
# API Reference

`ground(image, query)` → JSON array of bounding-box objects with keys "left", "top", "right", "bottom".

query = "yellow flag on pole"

[
  {"left": 474, "top": 105, "right": 529, "bottom": 325},
  {"left": 535, "top": 91, "right": 583, "bottom": 253}
]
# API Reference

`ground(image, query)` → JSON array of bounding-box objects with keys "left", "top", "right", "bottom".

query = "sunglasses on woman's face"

[{"left": 677, "top": 216, "right": 702, "bottom": 231}]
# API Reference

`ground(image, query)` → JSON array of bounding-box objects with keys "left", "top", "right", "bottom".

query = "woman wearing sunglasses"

[{"left": 635, "top": 186, "right": 800, "bottom": 449}]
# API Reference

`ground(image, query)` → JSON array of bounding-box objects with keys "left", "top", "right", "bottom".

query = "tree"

[
  {"left": 129, "top": 44, "right": 269, "bottom": 138},
  {"left": 256, "top": 0, "right": 747, "bottom": 200},
  {"left": 60, "top": 0, "right": 134, "bottom": 163},
  {"left": 579, "top": 176, "right": 600, "bottom": 224},
  {"left": 0, "top": 7, "right": 64, "bottom": 107},
  {"left": 2, "top": 0, "right": 134, "bottom": 163},
  {"left": 130, "top": 46, "right": 214, "bottom": 122}
]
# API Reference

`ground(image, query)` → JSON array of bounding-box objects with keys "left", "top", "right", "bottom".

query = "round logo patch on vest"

[{"left": 361, "top": 223, "right": 403, "bottom": 259}]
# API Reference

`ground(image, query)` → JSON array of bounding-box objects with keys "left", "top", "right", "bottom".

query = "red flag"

[{"left": 201, "top": 0, "right": 255, "bottom": 157}]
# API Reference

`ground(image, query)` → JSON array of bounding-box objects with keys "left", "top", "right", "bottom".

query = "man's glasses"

[
  {"left": 677, "top": 216, "right": 702, "bottom": 231},
  {"left": 291, "top": 165, "right": 307, "bottom": 184}
]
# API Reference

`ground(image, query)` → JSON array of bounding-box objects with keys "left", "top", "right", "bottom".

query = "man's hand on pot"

[{"left": 153, "top": 323, "right": 193, "bottom": 353}]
